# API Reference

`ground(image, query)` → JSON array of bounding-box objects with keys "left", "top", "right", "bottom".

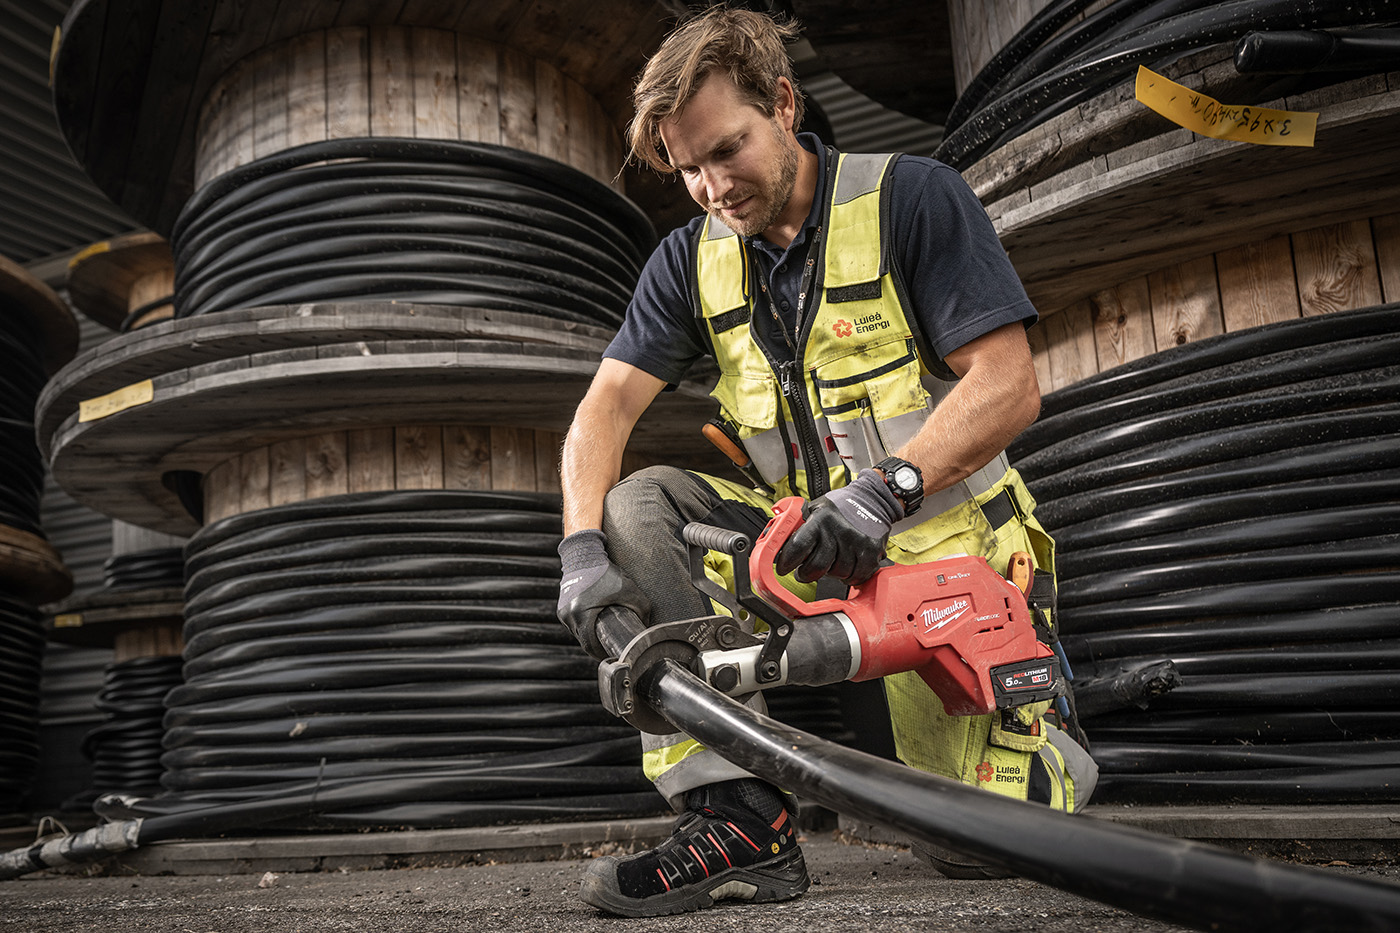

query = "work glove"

[
  {"left": 557, "top": 528, "right": 650, "bottom": 661},
  {"left": 775, "top": 469, "right": 903, "bottom": 585}
]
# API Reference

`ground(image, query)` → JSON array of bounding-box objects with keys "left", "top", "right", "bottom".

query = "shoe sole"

[{"left": 580, "top": 848, "right": 811, "bottom": 918}]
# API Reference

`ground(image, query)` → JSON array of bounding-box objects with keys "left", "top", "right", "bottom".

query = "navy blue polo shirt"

[{"left": 605, "top": 133, "right": 1037, "bottom": 385}]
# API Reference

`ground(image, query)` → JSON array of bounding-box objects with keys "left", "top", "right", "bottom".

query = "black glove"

[
  {"left": 775, "top": 469, "right": 903, "bottom": 585},
  {"left": 557, "top": 529, "right": 650, "bottom": 661}
]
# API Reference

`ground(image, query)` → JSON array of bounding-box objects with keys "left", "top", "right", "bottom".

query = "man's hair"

[{"left": 627, "top": 6, "right": 806, "bottom": 173}]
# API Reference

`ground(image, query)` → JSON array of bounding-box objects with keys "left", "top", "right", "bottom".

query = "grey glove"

[
  {"left": 557, "top": 529, "right": 650, "bottom": 661},
  {"left": 775, "top": 469, "right": 903, "bottom": 585}
]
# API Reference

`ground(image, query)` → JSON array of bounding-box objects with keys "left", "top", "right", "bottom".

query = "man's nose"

[{"left": 700, "top": 167, "right": 733, "bottom": 205}]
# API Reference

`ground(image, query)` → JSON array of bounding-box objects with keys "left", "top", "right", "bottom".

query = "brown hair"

[{"left": 627, "top": 7, "right": 805, "bottom": 173}]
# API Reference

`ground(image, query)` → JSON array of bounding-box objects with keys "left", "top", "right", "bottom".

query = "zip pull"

[{"left": 779, "top": 360, "right": 797, "bottom": 397}]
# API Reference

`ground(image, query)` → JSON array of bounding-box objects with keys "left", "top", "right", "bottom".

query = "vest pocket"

[
  {"left": 710, "top": 371, "right": 790, "bottom": 487},
  {"left": 815, "top": 357, "right": 931, "bottom": 470}
]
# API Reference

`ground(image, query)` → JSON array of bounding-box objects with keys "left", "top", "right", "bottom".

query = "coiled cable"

[
  {"left": 1009, "top": 303, "right": 1400, "bottom": 802},
  {"left": 936, "top": 0, "right": 1400, "bottom": 169},
  {"left": 0, "top": 598, "right": 43, "bottom": 809},
  {"left": 170, "top": 138, "right": 655, "bottom": 325},
  {"left": 112, "top": 490, "right": 662, "bottom": 829},
  {"left": 0, "top": 301, "right": 49, "bottom": 538}
]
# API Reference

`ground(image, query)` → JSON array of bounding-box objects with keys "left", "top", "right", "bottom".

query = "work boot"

[{"left": 580, "top": 779, "right": 809, "bottom": 917}]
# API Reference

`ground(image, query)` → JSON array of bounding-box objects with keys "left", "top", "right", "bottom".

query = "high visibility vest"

[{"left": 693, "top": 148, "right": 1010, "bottom": 543}]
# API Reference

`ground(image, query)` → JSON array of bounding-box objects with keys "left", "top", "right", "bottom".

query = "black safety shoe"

[{"left": 580, "top": 794, "right": 809, "bottom": 916}]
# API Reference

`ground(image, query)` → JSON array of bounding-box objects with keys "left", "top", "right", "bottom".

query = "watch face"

[{"left": 893, "top": 465, "right": 919, "bottom": 492}]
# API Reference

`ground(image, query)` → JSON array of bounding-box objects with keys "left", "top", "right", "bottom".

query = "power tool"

[{"left": 598, "top": 496, "right": 1066, "bottom": 735}]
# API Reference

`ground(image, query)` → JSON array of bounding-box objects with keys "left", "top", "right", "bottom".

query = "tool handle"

[
  {"left": 748, "top": 496, "right": 862, "bottom": 618},
  {"left": 702, "top": 420, "right": 751, "bottom": 467},
  {"left": 682, "top": 522, "right": 751, "bottom": 555}
]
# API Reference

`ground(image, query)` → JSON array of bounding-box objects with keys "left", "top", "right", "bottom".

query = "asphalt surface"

[{"left": 3, "top": 831, "right": 1397, "bottom": 933}]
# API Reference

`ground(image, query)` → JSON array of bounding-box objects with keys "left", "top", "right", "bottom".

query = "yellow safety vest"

[{"left": 694, "top": 149, "right": 1011, "bottom": 544}]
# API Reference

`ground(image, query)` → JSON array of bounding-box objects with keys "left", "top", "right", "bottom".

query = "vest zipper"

[{"left": 779, "top": 359, "right": 830, "bottom": 498}]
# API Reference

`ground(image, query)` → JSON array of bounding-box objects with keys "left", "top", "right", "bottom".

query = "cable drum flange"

[{"left": 1010, "top": 304, "right": 1400, "bottom": 803}]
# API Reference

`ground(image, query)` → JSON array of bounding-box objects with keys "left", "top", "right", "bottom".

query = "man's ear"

[{"left": 773, "top": 76, "right": 797, "bottom": 133}]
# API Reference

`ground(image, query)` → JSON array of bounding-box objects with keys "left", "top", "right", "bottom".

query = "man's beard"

[{"left": 709, "top": 124, "right": 799, "bottom": 238}]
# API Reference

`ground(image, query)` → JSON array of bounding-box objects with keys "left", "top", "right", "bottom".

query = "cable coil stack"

[
  {"left": 169, "top": 138, "right": 651, "bottom": 326},
  {"left": 41, "top": 8, "right": 731, "bottom": 837},
  {"left": 0, "top": 256, "right": 76, "bottom": 813},
  {"left": 938, "top": 0, "right": 1400, "bottom": 171},
  {"left": 1010, "top": 304, "right": 1400, "bottom": 802},
  {"left": 95, "top": 490, "right": 654, "bottom": 828}
]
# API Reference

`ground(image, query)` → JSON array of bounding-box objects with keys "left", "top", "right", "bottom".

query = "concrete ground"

[{"left": 1, "top": 825, "right": 1396, "bottom": 933}]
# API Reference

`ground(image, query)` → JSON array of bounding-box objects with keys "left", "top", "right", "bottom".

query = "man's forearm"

[
  {"left": 560, "top": 401, "right": 629, "bottom": 536},
  {"left": 895, "top": 324, "right": 1041, "bottom": 496},
  {"left": 559, "top": 359, "right": 667, "bottom": 536}
]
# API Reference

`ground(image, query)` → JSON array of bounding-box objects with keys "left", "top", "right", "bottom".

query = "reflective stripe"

[{"left": 833, "top": 151, "right": 894, "bottom": 205}]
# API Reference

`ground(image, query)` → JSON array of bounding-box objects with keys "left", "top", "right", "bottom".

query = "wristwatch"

[{"left": 874, "top": 456, "right": 924, "bottom": 517}]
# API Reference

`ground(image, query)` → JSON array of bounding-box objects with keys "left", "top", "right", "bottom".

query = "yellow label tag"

[
  {"left": 78, "top": 379, "right": 155, "bottom": 422},
  {"left": 1135, "top": 65, "right": 1318, "bottom": 147},
  {"left": 53, "top": 613, "right": 83, "bottom": 628}
]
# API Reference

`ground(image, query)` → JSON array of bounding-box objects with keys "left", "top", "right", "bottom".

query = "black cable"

[
  {"left": 112, "top": 489, "right": 663, "bottom": 830},
  {"left": 67, "top": 657, "right": 184, "bottom": 808},
  {"left": 101, "top": 547, "right": 185, "bottom": 590},
  {"left": 1235, "top": 28, "right": 1400, "bottom": 74},
  {"left": 1008, "top": 305, "right": 1400, "bottom": 803},
  {"left": 0, "top": 599, "right": 42, "bottom": 807},
  {"left": 935, "top": 1, "right": 1400, "bottom": 169},
  {"left": 170, "top": 138, "right": 655, "bottom": 325},
  {"left": 0, "top": 303, "right": 51, "bottom": 540},
  {"left": 641, "top": 658, "right": 1400, "bottom": 932}
]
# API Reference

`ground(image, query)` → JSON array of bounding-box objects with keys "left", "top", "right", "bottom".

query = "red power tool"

[{"left": 597, "top": 496, "right": 1065, "bottom": 734}]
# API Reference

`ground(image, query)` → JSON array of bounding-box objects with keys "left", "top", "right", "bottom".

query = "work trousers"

[{"left": 601, "top": 465, "right": 1096, "bottom": 813}]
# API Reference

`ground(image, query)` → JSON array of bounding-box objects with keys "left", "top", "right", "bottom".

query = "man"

[{"left": 556, "top": 7, "right": 1095, "bottom": 918}]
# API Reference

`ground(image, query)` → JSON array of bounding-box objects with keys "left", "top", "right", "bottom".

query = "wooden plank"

[
  {"left": 1216, "top": 234, "right": 1301, "bottom": 332},
  {"left": 1088, "top": 276, "right": 1156, "bottom": 371},
  {"left": 412, "top": 28, "right": 459, "bottom": 139},
  {"left": 348, "top": 427, "right": 396, "bottom": 492},
  {"left": 395, "top": 425, "right": 444, "bottom": 489},
  {"left": 1026, "top": 322, "right": 1054, "bottom": 396},
  {"left": 565, "top": 77, "right": 603, "bottom": 182},
  {"left": 203, "top": 458, "right": 240, "bottom": 524},
  {"left": 534, "top": 430, "right": 562, "bottom": 494},
  {"left": 326, "top": 27, "right": 371, "bottom": 140},
  {"left": 456, "top": 35, "right": 501, "bottom": 145},
  {"left": 285, "top": 31, "right": 329, "bottom": 149},
  {"left": 1148, "top": 255, "right": 1225, "bottom": 350},
  {"left": 1041, "top": 301, "right": 1098, "bottom": 392},
  {"left": 239, "top": 447, "right": 272, "bottom": 514},
  {"left": 268, "top": 437, "right": 308, "bottom": 507},
  {"left": 499, "top": 46, "right": 539, "bottom": 153},
  {"left": 490, "top": 425, "right": 536, "bottom": 491},
  {"left": 251, "top": 44, "right": 290, "bottom": 161},
  {"left": 534, "top": 60, "right": 568, "bottom": 164},
  {"left": 306, "top": 431, "right": 350, "bottom": 500},
  {"left": 443, "top": 425, "right": 492, "bottom": 489},
  {"left": 1374, "top": 212, "right": 1400, "bottom": 304},
  {"left": 1292, "top": 220, "right": 1385, "bottom": 317},
  {"left": 220, "top": 58, "right": 259, "bottom": 177},
  {"left": 114, "top": 622, "right": 184, "bottom": 663},
  {"left": 370, "top": 25, "right": 416, "bottom": 137},
  {"left": 194, "top": 71, "right": 230, "bottom": 190}
]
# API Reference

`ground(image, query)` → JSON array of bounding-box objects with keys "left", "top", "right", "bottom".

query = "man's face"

[{"left": 659, "top": 72, "right": 800, "bottom": 239}]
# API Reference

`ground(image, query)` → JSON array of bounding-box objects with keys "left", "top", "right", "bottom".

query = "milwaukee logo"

[{"left": 922, "top": 599, "right": 970, "bottom": 631}]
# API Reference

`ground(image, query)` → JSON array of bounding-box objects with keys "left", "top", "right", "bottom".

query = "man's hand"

[
  {"left": 557, "top": 529, "right": 650, "bottom": 660},
  {"left": 775, "top": 470, "right": 903, "bottom": 585}
]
